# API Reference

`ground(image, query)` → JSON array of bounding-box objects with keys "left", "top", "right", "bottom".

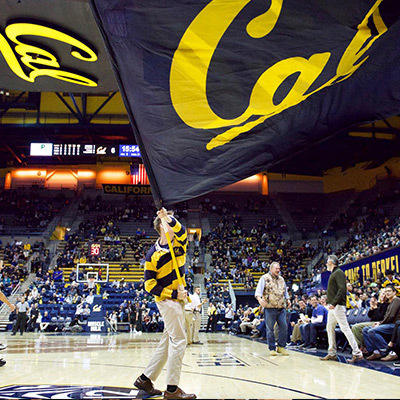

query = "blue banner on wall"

[
  {"left": 321, "top": 246, "right": 400, "bottom": 289},
  {"left": 86, "top": 295, "right": 107, "bottom": 333}
]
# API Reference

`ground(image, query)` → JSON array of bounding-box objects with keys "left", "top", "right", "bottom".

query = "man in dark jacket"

[
  {"left": 351, "top": 291, "right": 388, "bottom": 349},
  {"left": 363, "top": 285, "right": 400, "bottom": 360},
  {"left": 320, "top": 255, "right": 363, "bottom": 363}
]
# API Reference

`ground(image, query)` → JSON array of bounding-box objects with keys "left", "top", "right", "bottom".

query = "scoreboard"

[
  {"left": 30, "top": 143, "right": 141, "bottom": 158},
  {"left": 89, "top": 243, "right": 101, "bottom": 257},
  {"left": 119, "top": 145, "right": 141, "bottom": 157}
]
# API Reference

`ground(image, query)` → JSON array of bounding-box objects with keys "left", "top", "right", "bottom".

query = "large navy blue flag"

[{"left": 91, "top": 0, "right": 400, "bottom": 204}]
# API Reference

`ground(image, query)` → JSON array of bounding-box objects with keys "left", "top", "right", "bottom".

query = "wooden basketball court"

[{"left": 0, "top": 332, "right": 399, "bottom": 399}]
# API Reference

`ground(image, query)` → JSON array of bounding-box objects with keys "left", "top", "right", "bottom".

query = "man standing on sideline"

[
  {"left": 12, "top": 296, "right": 29, "bottom": 336},
  {"left": 190, "top": 287, "right": 205, "bottom": 345},
  {"left": 320, "top": 255, "right": 363, "bottom": 363},
  {"left": 134, "top": 208, "right": 196, "bottom": 400},
  {"left": 184, "top": 295, "right": 194, "bottom": 346},
  {"left": 0, "top": 260, "right": 16, "bottom": 366},
  {"left": 255, "top": 262, "right": 290, "bottom": 356}
]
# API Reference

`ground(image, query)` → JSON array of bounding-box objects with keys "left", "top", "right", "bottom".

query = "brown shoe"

[
  {"left": 348, "top": 354, "right": 364, "bottom": 364},
  {"left": 164, "top": 387, "right": 197, "bottom": 399},
  {"left": 366, "top": 352, "right": 382, "bottom": 361},
  {"left": 134, "top": 376, "right": 162, "bottom": 396},
  {"left": 319, "top": 354, "right": 338, "bottom": 361},
  {"left": 381, "top": 353, "right": 399, "bottom": 362}
]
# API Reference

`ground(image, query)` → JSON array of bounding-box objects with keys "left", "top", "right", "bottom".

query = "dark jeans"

[
  {"left": 300, "top": 322, "right": 325, "bottom": 346},
  {"left": 392, "top": 323, "right": 400, "bottom": 358},
  {"left": 363, "top": 323, "right": 395, "bottom": 354},
  {"left": 206, "top": 315, "right": 217, "bottom": 332},
  {"left": 257, "top": 320, "right": 266, "bottom": 338},
  {"left": 225, "top": 317, "right": 233, "bottom": 330},
  {"left": 264, "top": 308, "right": 287, "bottom": 350}
]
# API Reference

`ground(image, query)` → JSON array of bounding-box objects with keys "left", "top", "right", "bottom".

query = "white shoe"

[{"left": 0, "top": 344, "right": 6, "bottom": 351}]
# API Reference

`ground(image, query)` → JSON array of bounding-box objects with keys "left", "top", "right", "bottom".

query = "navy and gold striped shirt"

[{"left": 144, "top": 217, "right": 187, "bottom": 302}]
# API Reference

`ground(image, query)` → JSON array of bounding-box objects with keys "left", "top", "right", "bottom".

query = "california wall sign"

[{"left": 102, "top": 184, "right": 152, "bottom": 195}]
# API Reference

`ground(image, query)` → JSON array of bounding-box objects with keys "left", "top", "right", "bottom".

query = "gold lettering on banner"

[
  {"left": 0, "top": 22, "right": 98, "bottom": 86},
  {"left": 170, "top": 0, "right": 387, "bottom": 150}
]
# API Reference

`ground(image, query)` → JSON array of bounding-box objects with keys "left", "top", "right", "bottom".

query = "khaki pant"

[
  {"left": 327, "top": 305, "right": 362, "bottom": 357},
  {"left": 143, "top": 299, "right": 187, "bottom": 386},
  {"left": 351, "top": 321, "right": 375, "bottom": 347},
  {"left": 193, "top": 311, "right": 201, "bottom": 343},
  {"left": 291, "top": 321, "right": 304, "bottom": 342},
  {"left": 240, "top": 321, "right": 254, "bottom": 333},
  {"left": 185, "top": 310, "right": 194, "bottom": 344}
]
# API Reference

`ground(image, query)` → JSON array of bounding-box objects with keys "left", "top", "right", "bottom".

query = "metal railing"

[{"left": 0, "top": 282, "right": 21, "bottom": 316}]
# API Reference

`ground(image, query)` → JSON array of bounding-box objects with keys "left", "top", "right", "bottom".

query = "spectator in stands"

[
  {"left": 382, "top": 271, "right": 400, "bottom": 295},
  {"left": 206, "top": 302, "right": 217, "bottom": 333},
  {"left": 351, "top": 290, "right": 388, "bottom": 350},
  {"left": 239, "top": 307, "right": 258, "bottom": 334},
  {"left": 63, "top": 316, "right": 84, "bottom": 333},
  {"left": 121, "top": 263, "right": 130, "bottom": 272},
  {"left": 289, "top": 300, "right": 312, "bottom": 345},
  {"left": 346, "top": 283, "right": 358, "bottom": 309},
  {"left": 40, "top": 311, "right": 51, "bottom": 332},
  {"left": 299, "top": 296, "right": 328, "bottom": 350},
  {"left": 110, "top": 310, "right": 118, "bottom": 332},
  {"left": 224, "top": 304, "right": 234, "bottom": 330},
  {"left": 53, "top": 267, "right": 63, "bottom": 282},
  {"left": 27, "top": 303, "right": 39, "bottom": 332},
  {"left": 255, "top": 262, "right": 290, "bottom": 356},
  {"left": 382, "top": 321, "right": 400, "bottom": 362},
  {"left": 364, "top": 285, "right": 400, "bottom": 360}
]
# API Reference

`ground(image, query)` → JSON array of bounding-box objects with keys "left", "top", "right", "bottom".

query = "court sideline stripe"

[{"left": 10, "top": 359, "right": 326, "bottom": 399}]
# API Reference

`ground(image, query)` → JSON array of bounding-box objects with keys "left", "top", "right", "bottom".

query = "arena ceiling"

[{"left": 0, "top": 0, "right": 399, "bottom": 176}]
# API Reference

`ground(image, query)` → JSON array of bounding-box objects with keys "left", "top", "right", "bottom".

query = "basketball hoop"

[
  {"left": 76, "top": 263, "right": 109, "bottom": 283},
  {"left": 87, "top": 272, "right": 98, "bottom": 289}
]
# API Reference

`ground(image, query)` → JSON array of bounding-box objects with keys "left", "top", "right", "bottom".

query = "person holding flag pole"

[
  {"left": 134, "top": 208, "right": 196, "bottom": 399},
  {"left": 90, "top": 9, "right": 194, "bottom": 395}
]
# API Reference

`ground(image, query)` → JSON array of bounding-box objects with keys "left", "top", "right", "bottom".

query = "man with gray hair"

[
  {"left": 320, "top": 255, "right": 363, "bottom": 363},
  {"left": 255, "top": 261, "right": 290, "bottom": 356}
]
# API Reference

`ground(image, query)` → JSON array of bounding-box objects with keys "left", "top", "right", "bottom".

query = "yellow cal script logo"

[
  {"left": 0, "top": 22, "right": 98, "bottom": 87},
  {"left": 170, "top": 0, "right": 388, "bottom": 150}
]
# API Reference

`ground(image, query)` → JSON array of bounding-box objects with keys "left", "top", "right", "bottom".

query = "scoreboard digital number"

[
  {"left": 119, "top": 144, "right": 141, "bottom": 157},
  {"left": 89, "top": 243, "right": 101, "bottom": 257}
]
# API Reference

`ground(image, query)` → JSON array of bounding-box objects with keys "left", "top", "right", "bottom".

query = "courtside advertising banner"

[{"left": 321, "top": 246, "right": 400, "bottom": 287}]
